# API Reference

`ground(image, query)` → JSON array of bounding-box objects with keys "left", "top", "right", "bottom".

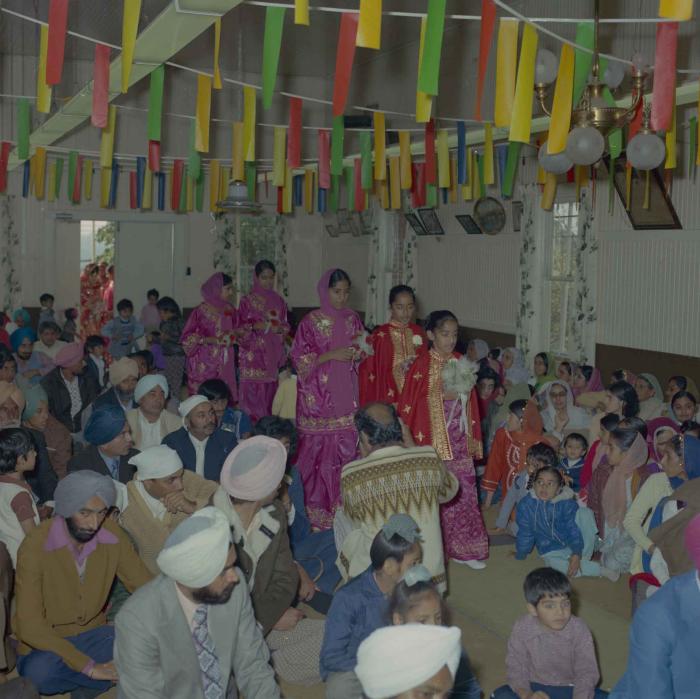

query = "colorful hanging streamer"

[
  {"left": 389, "top": 155, "right": 401, "bottom": 209},
  {"left": 483, "top": 123, "right": 495, "bottom": 184},
  {"left": 243, "top": 86, "right": 257, "bottom": 162},
  {"left": 295, "top": 0, "right": 309, "bottom": 25},
  {"left": 494, "top": 18, "right": 519, "bottom": 128},
  {"left": 100, "top": 105, "right": 117, "bottom": 168},
  {"left": 399, "top": 131, "right": 412, "bottom": 189},
  {"left": 651, "top": 22, "right": 679, "bottom": 132},
  {"left": 109, "top": 161, "right": 119, "bottom": 209},
  {"left": 331, "top": 115, "right": 344, "bottom": 176},
  {"left": 136, "top": 156, "right": 145, "bottom": 208},
  {"left": 418, "top": 0, "right": 446, "bottom": 96},
  {"left": 475, "top": 0, "right": 496, "bottom": 120},
  {"left": 318, "top": 130, "right": 331, "bottom": 188},
  {"left": 415, "top": 18, "right": 433, "bottom": 123},
  {"left": 142, "top": 163, "right": 152, "bottom": 209},
  {"left": 332, "top": 13, "right": 359, "bottom": 117},
  {"left": 129, "top": 171, "right": 138, "bottom": 209},
  {"left": 659, "top": 0, "right": 694, "bottom": 20},
  {"left": 572, "top": 22, "right": 595, "bottom": 106},
  {"left": 665, "top": 88, "right": 677, "bottom": 169},
  {"left": 195, "top": 74, "right": 212, "bottom": 152},
  {"left": 304, "top": 169, "right": 314, "bottom": 213},
  {"left": 501, "top": 141, "right": 522, "bottom": 198},
  {"left": 147, "top": 65, "right": 165, "bottom": 142},
  {"left": 360, "top": 132, "right": 373, "bottom": 189},
  {"left": 262, "top": 7, "right": 286, "bottom": 110},
  {"left": 46, "top": 0, "right": 69, "bottom": 86},
  {"left": 357, "top": 0, "right": 382, "bottom": 50},
  {"left": 17, "top": 99, "right": 30, "bottom": 161},
  {"left": 213, "top": 18, "right": 222, "bottom": 89},
  {"left": 37, "top": 25, "right": 52, "bottom": 114},
  {"left": 437, "top": 129, "right": 450, "bottom": 188},
  {"left": 689, "top": 116, "right": 697, "bottom": 178},
  {"left": 373, "top": 111, "right": 386, "bottom": 181},
  {"left": 456, "top": 122, "right": 467, "bottom": 184},
  {"left": 273, "top": 127, "right": 287, "bottom": 186},
  {"left": 34, "top": 147, "right": 47, "bottom": 199},
  {"left": 47, "top": 163, "right": 57, "bottom": 203},
  {"left": 425, "top": 120, "right": 436, "bottom": 184},
  {"left": 509, "top": 23, "right": 538, "bottom": 144},
  {"left": 157, "top": 172, "right": 165, "bottom": 211},
  {"left": 68, "top": 151, "right": 78, "bottom": 200},
  {"left": 84, "top": 160, "right": 94, "bottom": 200},
  {"left": 171, "top": 160, "right": 184, "bottom": 211},
  {"left": 121, "top": 0, "right": 142, "bottom": 93},
  {"left": 0, "top": 143, "right": 10, "bottom": 194},
  {"left": 288, "top": 97, "right": 302, "bottom": 168},
  {"left": 548, "top": 44, "right": 575, "bottom": 154},
  {"left": 91, "top": 44, "right": 111, "bottom": 127}
]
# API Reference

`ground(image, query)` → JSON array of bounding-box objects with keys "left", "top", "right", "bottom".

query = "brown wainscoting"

[
  {"left": 459, "top": 327, "right": 516, "bottom": 351},
  {"left": 595, "top": 344, "right": 700, "bottom": 388}
]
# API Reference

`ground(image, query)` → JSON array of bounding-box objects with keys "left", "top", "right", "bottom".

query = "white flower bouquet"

[{"left": 441, "top": 356, "right": 478, "bottom": 397}]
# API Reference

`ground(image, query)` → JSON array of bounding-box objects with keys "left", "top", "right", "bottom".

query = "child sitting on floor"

[
  {"left": 320, "top": 513, "right": 422, "bottom": 699},
  {"left": 515, "top": 466, "right": 618, "bottom": 580},
  {"left": 560, "top": 433, "right": 588, "bottom": 493},
  {"left": 492, "top": 567, "right": 609, "bottom": 699},
  {"left": 389, "top": 564, "right": 481, "bottom": 699}
]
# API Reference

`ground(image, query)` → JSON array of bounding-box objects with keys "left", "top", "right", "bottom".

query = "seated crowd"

[{"left": 0, "top": 267, "right": 697, "bottom": 699}]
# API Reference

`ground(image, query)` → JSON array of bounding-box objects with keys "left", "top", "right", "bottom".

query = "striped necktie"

[{"left": 192, "top": 605, "right": 224, "bottom": 699}]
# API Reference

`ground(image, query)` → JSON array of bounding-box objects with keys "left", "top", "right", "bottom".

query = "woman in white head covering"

[
  {"left": 502, "top": 347, "right": 531, "bottom": 387},
  {"left": 537, "top": 380, "right": 592, "bottom": 444},
  {"left": 635, "top": 373, "right": 665, "bottom": 421}
]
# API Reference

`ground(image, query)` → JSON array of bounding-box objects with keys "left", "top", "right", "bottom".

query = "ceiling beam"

[{"left": 8, "top": 0, "right": 244, "bottom": 171}]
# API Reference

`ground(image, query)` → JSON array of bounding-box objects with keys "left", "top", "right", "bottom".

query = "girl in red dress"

[
  {"left": 400, "top": 310, "right": 489, "bottom": 570},
  {"left": 359, "top": 285, "right": 427, "bottom": 406}
]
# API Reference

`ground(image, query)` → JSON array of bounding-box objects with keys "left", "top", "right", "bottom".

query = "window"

[
  {"left": 545, "top": 200, "right": 580, "bottom": 356},
  {"left": 239, "top": 216, "right": 278, "bottom": 295}
]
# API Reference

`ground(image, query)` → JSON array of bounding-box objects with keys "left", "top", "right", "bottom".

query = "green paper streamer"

[
  {"left": 360, "top": 132, "right": 373, "bottom": 189},
  {"left": 597, "top": 57, "right": 623, "bottom": 159},
  {"left": 572, "top": 22, "right": 594, "bottom": 107},
  {"left": 246, "top": 162, "right": 257, "bottom": 200},
  {"left": 262, "top": 7, "right": 286, "bottom": 110},
  {"left": 418, "top": 0, "right": 446, "bottom": 96},
  {"left": 147, "top": 65, "right": 165, "bottom": 142},
  {"left": 188, "top": 123, "right": 201, "bottom": 181},
  {"left": 17, "top": 99, "right": 30, "bottom": 161},
  {"left": 195, "top": 171, "right": 205, "bottom": 211},
  {"left": 689, "top": 116, "right": 697, "bottom": 180},
  {"left": 344, "top": 165, "right": 354, "bottom": 210},
  {"left": 426, "top": 183, "right": 437, "bottom": 207},
  {"left": 608, "top": 156, "right": 615, "bottom": 215},
  {"left": 68, "top": 151, "right": 78, "bottom": 199},
  {"left": 55, "top": 158, "right": 64, "bottom": 199},
  {"left": 329, "top": 174, "right": 340, "bottom": 212},
  {"left": 501, "top": 141, "right": 522, "bottom": 198},
  {"left": 331, "top": 116, "right": 345, "bottom": 176}
]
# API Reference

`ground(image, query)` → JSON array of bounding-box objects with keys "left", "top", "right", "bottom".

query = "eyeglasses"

[{"left": 550, "top": 391, "right": 567, "bottom": 398}]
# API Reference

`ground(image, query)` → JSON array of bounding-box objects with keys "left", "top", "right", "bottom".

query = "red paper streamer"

[
  {"left": 424, "top": 120, "right": 437, "bottom": 185},
  {"left": 475, "top": 0, "right": 496, "bottom": 121},
  {"left": 332, "top": 13, "right": 359, "bottom": 117},
  {"left": 171, "top": 160, "right": 184, "bottom": 210},
  {"left": 650, "top": 22, "right": 679, "bottom": 132},
  {"left": 0, "top": 142, "right": 11, "bottom": 193},
  {"left": 318, "top": 131, "right": 331, "bottom": 189},
  {"left": 148, "top": 140, "right": 161, "bottom": 173},
  {"left": 353, "top": 158, "right": 364, "bottom": 211},
  {"left": 91, "top": 44, "right": 111, "bottom": 128},
  {"left": 46, "top": 0, "right": 69, "bottom": 86},
  {"left": 628, "top": 98, "right": 644, "bottom": 142},
  {"left": 277, "top": 187, "right": 284, "bottom": 214},
  {"left": 72, "top": 155, "right": 83, "bottom": 203},
  {"left": 287, "top": 97, "right": 303, "bottom": 168},
  {"left": 129, "top": 171, "right": 138, "bottom": 209},
  {"left": 411, "top": 163, "right": 426, "bottom": 208}
]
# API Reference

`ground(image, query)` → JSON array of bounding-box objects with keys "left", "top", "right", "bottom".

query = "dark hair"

[
  {"left": 107, "top": 264, "right": 114, "bottom": 274},
  {"left": 523, "top": 567, "right": 572, "bottom": 606},
  {"left": 477, "top": 366, "right": 500, "bottom": 388},
  {"left": 328, "top": 268, "right": 351, "bottom": 288},
  {"left": 611, "top": 369, "right": 629, "bottom": 383},
  {"left": 527, "top": 443, "right": 559, "bottom": 469},
  {"left": 618, "top": 416, "right": 648, "bottom": 439},
  {"left": 389, "top": 578, "right": 446, "bottom": 623},
  {"left": 608, "top": 381, "right": 640, "bottom": 418},
  {"left": 558, "top": 361, "right": 573, "bottom": 377},
  {"left": 424, "top": 310, "right": 458, "bottom": 334},
  {"left": 370, "top": 527, "right": 418, "bottom": 571},
  {"left": 0, "top": 428, "right": 35, "bottom": 475},
  {"left": 488, "top": 347, "right": 502, "bottom": 361},
  {"left": 255, "top": 259, "right": 276, "bottom": 277},
  {"left": 39, "top": 293, "right": 54, "bottom": 304},
  {"left": 147, "top": 288, "right": 159, "bottom": 300},
  {"left": 609, "top": 427, "right": 640, "bottom": 453},
  {"left": 578, "top": 365, "right": 594, "bottom": 383},
  {"left": 600, "top": 412, "right": 621, "bottom": 433},
  {"left": 535, "top": 352, "right": 550, "bottom": 373},
  {"left": 64, "top": 308, "right": 78, "bottom": 320},
  {"left": 128, "top": 349, "right": 154, "bottom": 371},
  {"left": 563, "top": 432, "right": 588, "bottom": 452},
  {"left": 509, "top": 399, "right": 528, "bottom": 420},
  {"left": 117, "top": 298, "right": 134, "bottom": 313},
  {"left": 680, "top": 420, "right": 700, "bottom": 436},
  {"left": 389, "top": 285, "right": 416, "bottom": 305},
  {"left": 221, "top": 273, "right": 233, "bottom": 286},
  {"left": 198, "top": 378, "right": 232, "bottom": 404},
  {"left": 671, "top": 390, "right": 697, "bottom": 408},
  {"left": 0, "top": 346, "right": 15, "bottom": 370},
  {"left": 533, "top": 465, "right": 564, "bottom": 489},
  {"left": 667, "top": 434, "right": 684, "bottom": 458},
  {"left": 253, "top": 416, "right": 298, "bottom": 456},
  {"left": 85, "top": 335, "right": 105, "bottom": 352},
  {"left": 354, "top": 403, "right": 403, "bottom": 446},
  {"left": 156, "top": 296, "right": 181, "bottom": 317},
  {"left": 38, "top": 321, "right": 61, "bottom": 334}
]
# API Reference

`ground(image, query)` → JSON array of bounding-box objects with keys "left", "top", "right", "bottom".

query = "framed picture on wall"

[
  {"left": 404, "top": 213, "right": 426, "bottom": 236},
  {"left": 416, "top": 208, "right": 445, "bottom": 235},
  {"left": 455, "top": 214, "right": 483, "bottom": 235},
  {"left": 511, "top": 201, "right": 523, "bottom": 232}
]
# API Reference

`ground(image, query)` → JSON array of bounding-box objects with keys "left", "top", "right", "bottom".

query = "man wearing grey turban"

[
  {"left": 115, "top": 507, "right": 281, "bottom": 699},
  {"left": 14, "top": 471, "right": 152, "bottom": 697}
]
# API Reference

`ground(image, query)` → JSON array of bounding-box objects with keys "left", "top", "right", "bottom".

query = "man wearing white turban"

[
  {"left": 125, "top": 375, "right": 180, "bottom": 450},
  {"left": 115, "top": 507, "right": 281, "bottom": 699},
  {"left": 355, "top": 624, "right": 462, "bottom": 699},
  {"left": 119, "top": 445, "right": 218, "bottom": 574}
]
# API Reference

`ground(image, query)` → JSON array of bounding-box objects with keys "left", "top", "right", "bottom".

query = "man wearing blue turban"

[
  {"left": 11, "top": 328, "right": 52, "bottom": 387},
  {"left": 67, "top": 405, "right": 139, "bottom": 484}
]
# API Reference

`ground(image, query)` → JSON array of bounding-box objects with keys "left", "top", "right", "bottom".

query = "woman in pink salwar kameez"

[
  {"left": 181, "top": 272, "right": 239, "bottom": 400},
  {"left": 237, "top": 260, "right": 290, "bottom": 422},
  {"left": 290, "top": 268, "right": 364, "bottom": 529}
]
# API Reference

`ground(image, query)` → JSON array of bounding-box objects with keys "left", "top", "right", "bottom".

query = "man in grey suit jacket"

[{"left": 114, "top": 507, "right": 280, "bottom": 699}]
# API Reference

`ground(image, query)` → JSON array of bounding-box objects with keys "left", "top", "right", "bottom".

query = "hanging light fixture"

[
  {"left": 533, "top": 0, "right": 664, "bottom": 171},
  {"left": 216, "top": 179, "right": 262, "bottom": 214}
]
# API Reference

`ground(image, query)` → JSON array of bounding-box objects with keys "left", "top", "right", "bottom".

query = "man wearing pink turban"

[{"left": 611, "top": 513, "right": 700, "bottom": 698}]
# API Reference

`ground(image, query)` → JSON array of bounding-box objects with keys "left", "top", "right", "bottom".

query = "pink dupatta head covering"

[
  {"left": 318, "top": 268, "right": 358, "bottom": 417},
  {"left": 252, "top": 266, "right": 287, "bottom": 370},
  {"left": 645, "top": 417, "right": 680, "bottom": 462},
  {"left": 602, "top": 431, "right": 648, "bottom": 529},
  {"left": 201, "top": 272, "right": 236, "bottom": 331}
]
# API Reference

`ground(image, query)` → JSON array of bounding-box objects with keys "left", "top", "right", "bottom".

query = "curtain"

[
  {"left": 398, "top": 213, "right": 418, "bottom": 289},
  {"left": 365, "top": 203, "right": 381, "bottom": 329},
  {"left": 515, "top": 184, "right": 547, "bottom": 369},
  {"left": 569, "top": 187, "right": 597, "bottom": 363},
  {"left": 0, "top": 195, "right": 20, "bottom": 313},
  {"left": 211, "top": 213, "right": 240, "bottom": 300},
  {"left": 273, "top": 215, "right": 290, "bottom": 301}
]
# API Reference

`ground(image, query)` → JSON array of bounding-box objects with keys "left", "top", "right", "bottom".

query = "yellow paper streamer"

[
  {"left": 449, "top": 157, "right": 458, "bottom": 203},
  {"left": 436, "top": 130, "right": 450, "bottom": 188},
  {"left": 399, "top": 131, "right": 412, "bottom": 189},
  {"left": 357, "top": 0, "right": 382, "bottom": 49},
  {"left": 494, "top": 19, "right": 519, "bottom": 128},
  {"left": 283, "top": 167, "right": 293, "bottom": 213},
  {"left": 548, "top": 44, "right": 575, "bottom": 154},
  {"left": 389, "top": 156, "right": 401, "bottom": 209},
  {"left": 541, "top": 172, "right": 557, "bottom": 210},
  {"left": 37, "top": 25, "right": 52, "bottom": 114},
  {"left": 84, "top": 160, "right": 93, "bottom": 200},
  {"left": 462, "top": 148, "right": 473, "bottom": 200},
  {"left": 665, "top": 95, "right": 677, "bottom": 169},
  {"left": 243, "top": 87, "right": 256, "bottom": 162},
  {"left": 415, "top": 18, "right": 433, "bottom": 123},
  {"left": 483, "top": 123, "right": 494, "bottom": 184},
  {"left": 99, "top": 106, "right": 117, "bottom": 168},
  {"left": 509, "top": 23, "right": 538, "bottom": 144},
  {"left": 47, "top": 164, "right": 56, "bottom": 203},
  {"left": 209, "top": 160, "right": 221, "bottom": 212},
  {"left": 295, "top": 0, "right": 309, "bottom": 25},
  {"left": 195, "top": 74, "right": 212, "bottom": 153},
  {"left": 213, "top": 18, "right": 223, "bottom": 89},
  {"left": 304, "top": 169, "right": 314, "bottom": 213},
  {"left": 373, "top": 112, "right": 386, "bottom": 181},
  {"left": 376, "top": 179, "right": 389, "bottom": 209},
  {"left": 121, "top": 0, "right": 142, "bottom": 93},
  {"left": 272, "top": 127, "right": 287, "bottom": 186},
  {"left": 100, "top": 167, "right": 111, "bottom": 208},
  {"left": 34, "top": 148, "right": 47, "bottom": 200},
  {"left": 219, "top": 167, "right": 231, "bottom": 205},
  {"left": 232, "top": 122, "right": 245, "bottom": 181},
  {"left": 659, "top": 0, "right": 694, "bottom": 20},
  {"left": 142, "top": 167, "right": 152, "bottom": 209}
]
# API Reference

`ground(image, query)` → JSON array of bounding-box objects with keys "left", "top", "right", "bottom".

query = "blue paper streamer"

[
  {"left": 22, "top": 160, "right": 30, "bottom": 198},
  {"left": 457, "top": 121, "right": 466, "bottom": 184},
  {"left": 108, "top": 161, "right": 119, "bottom": 209},
  {"left": 136, "top": 157, "right": 146, "bottom": 208},
  {"left": 157, "top": 172, "right": 166, "bottom": 211},
  {"left": 441, "top": 187, "right": 448, "bottom": 204},
  {"left": 496, "top": 144, "right": 508, "bottom": 194},
  {"left": 293, "top": 174, "right": 303, "bottom": 206},
  {"left": 317, "top": 187, "right": 327, "bottom": 213}
]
